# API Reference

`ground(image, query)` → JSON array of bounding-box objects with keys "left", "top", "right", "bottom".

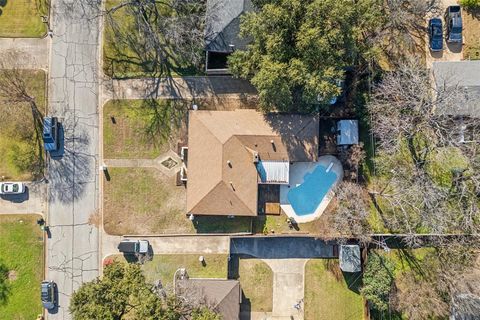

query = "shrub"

[
  {"left": 460, "top": 0, "right": 480, "bottom": 9},
  {"left": 361, "top": 252, "right": 395, "bottom": 313}
]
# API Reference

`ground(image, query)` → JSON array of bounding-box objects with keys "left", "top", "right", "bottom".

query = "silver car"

[{"left": 0, "top": 182, "right": 25, "bottom": 194}]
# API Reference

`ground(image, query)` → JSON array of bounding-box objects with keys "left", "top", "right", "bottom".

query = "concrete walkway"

[
  {"left": 101, "top": 234, "right": 231, "bottom": 261},
  {"left": 0, "top": 181, "right": 46, "bottom": 215},
  {"left": 0, "top": 38, "right": 49, "bottom": 69},
  {"left": 104, "top": 150, "right": 183, "bottom": 177},
  {"left": 104, "top": 76, "right": 257, "bottom": 101}
]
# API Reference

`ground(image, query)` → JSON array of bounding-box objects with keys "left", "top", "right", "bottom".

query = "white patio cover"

[{"left": 257, "top": 160, "right": 289, "bottom": 184}]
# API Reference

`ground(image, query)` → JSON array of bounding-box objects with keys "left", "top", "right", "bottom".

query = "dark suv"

[
  {"left": 446, "top": 5, "right": 462, "bottom": 43},
  {"left": 43, "top": 117, "right": 59, "bottom": 153},
  {"left": 41, "top": 280, "right": 57, "bottom": 310}
]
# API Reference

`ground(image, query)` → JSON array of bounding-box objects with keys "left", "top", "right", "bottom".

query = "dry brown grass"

[
  {"left": 463, "top": 8, "right": 480, "bottom": 60},
  {"left": 103, "top": 167, "right": 191, "bottom": 235}
]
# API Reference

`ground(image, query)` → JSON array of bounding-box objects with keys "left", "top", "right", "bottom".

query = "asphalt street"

[{"left": 46, "top": 1, "right": 100, "bottom": 318}]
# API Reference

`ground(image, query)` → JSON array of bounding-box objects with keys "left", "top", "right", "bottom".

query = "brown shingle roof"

[
  {"left": 177, "top": 279, "right": 241, "bottom": 320},
  {"left": 187, "top": 109, "right": 318, "bottom": 216}
]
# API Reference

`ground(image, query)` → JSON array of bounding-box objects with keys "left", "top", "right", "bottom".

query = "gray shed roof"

[
  {"left": 432, "top": 61, "right": 480, "bottom": 117},
  {"left": 205, "top": 0, "right": 254, "bottom": 52},
  {"left": 339, "top": 245, "right": 361, "bottom": 273}
]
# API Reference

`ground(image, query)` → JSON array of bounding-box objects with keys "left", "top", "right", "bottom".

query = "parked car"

[
  {"left": 43, "top": 117, "right": 59, "bottom": 153},
  {"left": 428, "top": 18, "right": 443, "bottom": 52},
  {"left": 117, "top": 239, "right": 149, "bottom": 254},
  {"left": 446, "top": 5, "right": 462, "bottom": 43},
  {"left": 41, "top": 280, "right": 56, "bottom": 310},
  {"left": 0, "top": 182, "right": 25, "bottom": 194}
]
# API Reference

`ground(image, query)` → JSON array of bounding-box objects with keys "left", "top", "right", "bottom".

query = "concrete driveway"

[
  {"left": 0, "top": 181, "right": 46, "bottom": 215},
  {"left": 425, "top": 0, "right": 463, "bottom": 68},
  {"left": 0, "top": 38, "right": 50, "bottom": 69}
]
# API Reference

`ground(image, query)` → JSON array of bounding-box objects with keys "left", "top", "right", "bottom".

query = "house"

[
  {"left": 176, "top": 278, "right": 241, "bottom": 320},
  {"left": 204, "top": 0, "right": 254, "bottom": 73},
  {"left": 432, "top": 61, "right": 480, "bottom": 118},
  {"left": 339, "top": 245, "right": 361, "bottom": 273},
  {"left": 186, "top": 109, "right": 319, "bottom": 217}
]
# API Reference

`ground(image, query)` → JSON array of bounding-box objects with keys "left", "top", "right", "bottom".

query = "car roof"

[{"left": 430, "top": 18, "right": 442, "bottom": 24}]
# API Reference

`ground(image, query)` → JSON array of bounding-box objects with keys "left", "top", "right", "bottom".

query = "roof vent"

[{"left": 253, "top": 152, "right": 259, "bottom": 163}]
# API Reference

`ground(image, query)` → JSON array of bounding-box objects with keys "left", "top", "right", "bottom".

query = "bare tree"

[
  {"left": 0, "top": 50, "right": 45, "bottom": 178},
  {"left": 367, "top": 58, "right": 480, "bottom": 241},
  {"left": 332, "top": 182, "right": 372, "bottom": 244}
]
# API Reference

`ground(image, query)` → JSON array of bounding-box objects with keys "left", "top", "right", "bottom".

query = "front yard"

[
  {"left": 0, "top": 0, "right": 48, "bottom": 37},
  {"left": 233, "top": 257, "right": 274, "bottom": 313},
  {"left": 0, "top": 69, "right": 46, "bottom": 180},
  {"left": 304, "top": 259, "right": 364, "bottom": 320},
  {"left": 103, "top": 167, "right": 253, "bottom": 235},
  {"left": 108, "top": 254, "right": 228, "bottom": 289},
  {"left": 103, "top": 99, "right": 187, "bottom": 159},
  {"left": 0, "top": 215, "right": 44, "bottom": 319},
  {"left": 103, "top": 0, "right": 200, "bottom": 78}
]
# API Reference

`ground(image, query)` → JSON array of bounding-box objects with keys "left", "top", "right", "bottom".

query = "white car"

[{"left": 0, "top": 182, "right": 26, "bottom": 194}]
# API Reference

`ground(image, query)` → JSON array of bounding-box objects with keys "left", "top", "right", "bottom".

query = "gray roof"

[
  {"left": 177, "top": 278, "right": 241, "bottom": 320},
  {"left": 432, "top": 61, "right": 480, "bottom": 117},
  {"left": 451, "top": 293, "right": 480, "bottom": 320},
  {"left": 205, "top": 0, "right": 254, "bottom": 52},
  {"left": 339, "top": 245, "right": 361, "bottom": 273}
]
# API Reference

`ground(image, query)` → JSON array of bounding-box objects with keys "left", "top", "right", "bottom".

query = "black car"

[
  {"left": 428, "top": 18, "right": 443, "bottom": 52},
  {"left": 41, "top": 280, "right": 56, "bottom": 310},
  {"left": 446, "top": 5, "right": 462, "bottom": 43}
]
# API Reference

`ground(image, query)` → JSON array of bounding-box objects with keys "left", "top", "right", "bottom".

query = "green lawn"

[
  {"left": 236, "top": 257, "right": 273, "bottom": 312},
  {"left": 0, "top": 0, "right": 48, "bottom": 37},
  {"left": 103, "top": 0, "right": 200, "bottom": 78},
  {"left": 304, "top": 259, "right": 364, "bottom": 320},
  {"left": 108, "top": 254, "right": 228, "bottom": 288},
  {"left": 0, "top": 69, "right": 46, "bottom": 180},
  {"left": 0, "top": 215, "right": 44, "bottom": 319},
  {"left": 103, "top": 99, "right": 187, "bottom": 159}
]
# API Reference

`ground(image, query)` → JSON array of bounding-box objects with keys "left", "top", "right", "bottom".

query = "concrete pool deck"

[{"left": 280, "top": 155, "right": 343, "bottom": 223}]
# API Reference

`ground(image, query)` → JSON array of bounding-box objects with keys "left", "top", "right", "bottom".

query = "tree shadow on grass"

[{"left": 0, "top": 261, "right": 10, "bottom": 306}]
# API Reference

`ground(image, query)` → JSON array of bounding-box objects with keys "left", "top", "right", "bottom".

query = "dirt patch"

[
  {"left": 196, "top": 95, "right": 258, "bottom": 111},
  {"left": 7, "top": 270, "right": 17, "bottom": 281},
  {"left": 88, "top": 210, "right": 101, "bottom": 227}
]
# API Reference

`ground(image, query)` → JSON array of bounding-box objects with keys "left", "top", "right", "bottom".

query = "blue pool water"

[{"left": 287, "top": 165, "right": 337, "bottom": 216}]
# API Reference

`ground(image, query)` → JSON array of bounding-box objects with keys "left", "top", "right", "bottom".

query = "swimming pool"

[{"left": 287, "top": 165, "right": 338, "bottom": 216}]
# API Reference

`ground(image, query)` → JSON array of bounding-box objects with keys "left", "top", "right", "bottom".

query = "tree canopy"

[
  {"left": 228, "top": 0, "right": 384, "bottom": 112},
  {"left": 70, "top": 262, "right": 219, "bottom": 320}
]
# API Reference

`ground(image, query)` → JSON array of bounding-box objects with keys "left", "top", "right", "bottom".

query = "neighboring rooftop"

[
  {"left": 177, "top": 279, "right": 241, "bottom": 320},
  {"left": 205, "top": 0, "right": 254, "bottom": 53},
  {"left": 432, "top": 61, "right": 480, "bottom": 117},
  {"left": 187, "top": 109, "right": 319, "bottom": 216}
]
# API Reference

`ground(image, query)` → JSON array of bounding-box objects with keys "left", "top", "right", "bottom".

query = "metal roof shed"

[
  {"left": 339, "top": 245, "right": 361, "bottom": 273},
  {"left": 337, "top": 120, "right": 359, "bottom": 145}
]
